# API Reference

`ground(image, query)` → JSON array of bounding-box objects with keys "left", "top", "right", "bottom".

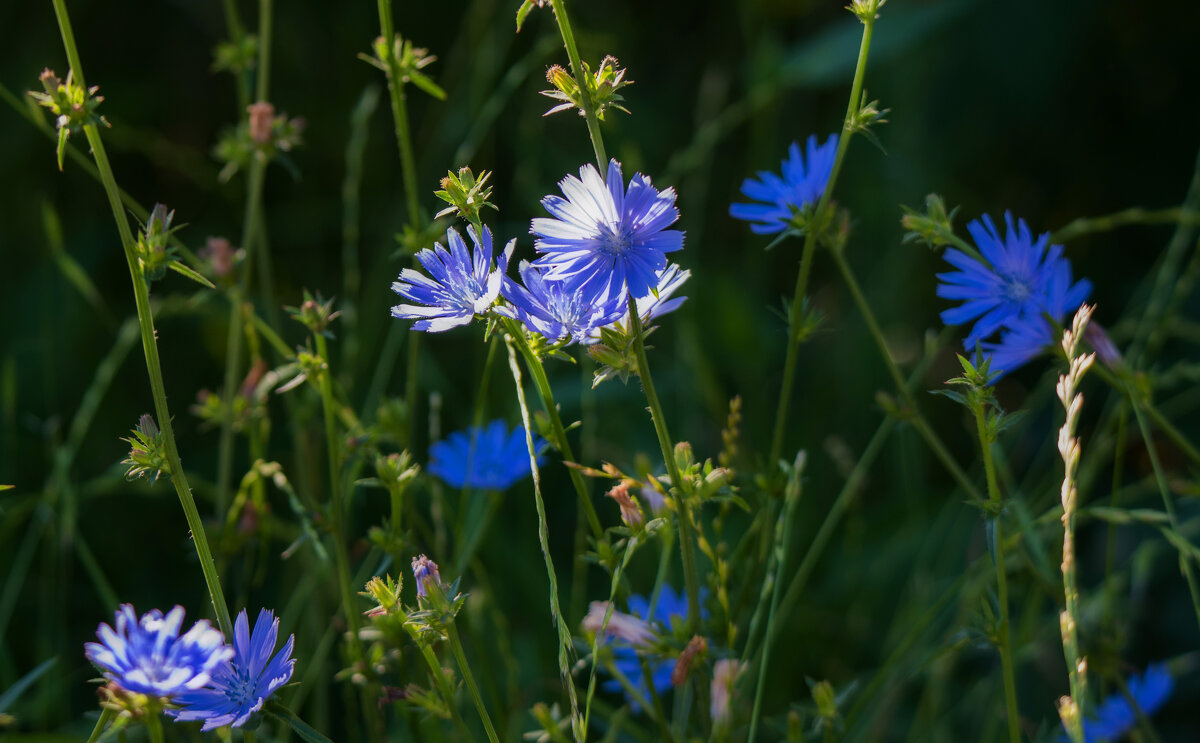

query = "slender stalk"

[
  {"left": 85, "top": 707, "right": 114, "bottom": 743},
  {"left": 144, "top": 713, "right": 164, "bottom": 743},
  {"left": 627, "top": 298, "right": 702, "bottom": 631},
  {"left": 505, "top": 336, "right": 584, "bottom": 742},
  {"left": 768, "top": 0, "right": 879, "bottom": 468},
  {"left": 417, "top": 643, "right": 474, "bottom": 740},
  {"left": 220, "top": 0, "right": 250, "bottom": 110},
  {"left": 971, "top": 404, "right": 1020, "bottom": 743},
  {"left": 830, "top": 247, "right": 983, "bottom": 502},
  {"left": 1131, "top": 403, "right": 1200, "bottom": 629},
  {"left": 547, "top": 0, "right": 606, "bottom": 168},
  {"left": 312, "top": 334, "right": 364, "bottom": 656},
  {"left": 51, "top": 0, "right": 233, "bottom": 637},
  {"left": 746, "top": 451, "right": 804, "bottom": 743},
  {"left": 244, "top": 730, "right": 257, "bottom": 743},
  {"left": 447, "top": 623, "right": 501, "bottom": 743},
  {"left": 1051, "top": 206, "right": 1200, "bottom": 243},
  {"left": 312, "top": 333, "right": 381, "bottom": 739},
  {"left": 372, "top": 0, "right": 427, "bottom": 445},
  {"left": 582, "top": 535, "right": 638, "bottom": 738},
  {"left": 505, "top": 324, "right": 603, "bottom": 539}
]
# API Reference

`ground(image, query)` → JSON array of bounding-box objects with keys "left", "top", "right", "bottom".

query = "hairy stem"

[
  {"left": 447, "top": 623, "right": 501, "bottom": 743},
  {"left": 52, "top": 0, "right": 233, "bottom": 637},
  {"left": 548, "top": 0, "right": 607, "bottom": 169}
]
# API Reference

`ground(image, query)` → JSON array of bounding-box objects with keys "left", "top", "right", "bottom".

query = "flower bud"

[{"left": 411, "top": 554, "right": 442, "bottom": 599}]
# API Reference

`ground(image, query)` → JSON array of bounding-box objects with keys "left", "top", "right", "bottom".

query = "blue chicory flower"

[
  {"left": 498, "top": 260, "right": 627, "bottom": 345},
  {"left": 601, "top": 585, "right": 707, "bottom": 712},
  {"left": 1060, "top": 663, "right": 1174, "bottom": 743},
  {"left": 937, "top": 212, "right": 1092, "bottom": 351},
  {"left": 170, "top": 609, "right": 295, "bottom": 731},
  {"left": 391, "top": 225, "right": 515, "bottom": 332},
  {"left": 729, "top": 133, "right": 839, "bottom": 234},
  {"left": 428, "top": 419, "right": 546, "bottom": 490},
  {"left": 531, "top": 159, "right": 684, "bottom": 303},
  {"left": 84, "top": 604, "right": 231, "bottom": 698}
]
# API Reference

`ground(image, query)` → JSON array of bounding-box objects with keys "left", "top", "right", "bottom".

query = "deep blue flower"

[
  {"left": 1058, "top": 663, "right": 1173, "bottom": 743},
  {"left": 498, "top": 260, "right": 626, "bottom": 345},
  {"left": 601, "top": 585, "right": 707, "bottom": 712},
  {"left": 937, "top": 212, "right": 1091, "bottom": 349},
  {"left": 391, "top": 225, "right": 515, "bottom": 332},
  {"left": 531, "top": 159, "right": 684, "bottom": 303},
  {"left": 729, "top": 133, "right": 838, "bottom": 235},
  {"left": 84, "top": 604, "right": 231, "bottom": 698},
  {"left": 977, "top": 234, "right": 1094, "bottom": 375},
  {"left": 170, "top": 609, "right": 295, "bottom": 731},
  {"left": 428, "top": 419, "right": 546, "bottom": 490}
]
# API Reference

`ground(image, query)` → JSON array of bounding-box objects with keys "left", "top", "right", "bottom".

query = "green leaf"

[
  {"left": 265, "top": 701, "right": 336, "bottom": 743},
  {"left": 515, "top": 0, "right": 538, "bottom": 31},
  {"left": 168, "top": 260, "right": 216, "bottom": 289},
  {"left": 409, "top": 71, "right": 447, "bottom": 101},
  {"left": 0, "top": 657, "right": 56, "bottom": 714},
  {"left": 56, "top": 125, "right": 69, "bottom": 171}
]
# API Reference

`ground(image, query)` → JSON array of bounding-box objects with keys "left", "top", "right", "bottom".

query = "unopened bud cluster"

[
  {"left": 542, "top": 55, "right": 631, "bottom": 120},
  {"left": 434, "top": 167, "right": 497, "bottom": 227},
  {"left": 30, "top": 68, "right": 108, "bottom": 169},
  {"left": 122, "top": 414, "right": 171, "bottom": 483}
]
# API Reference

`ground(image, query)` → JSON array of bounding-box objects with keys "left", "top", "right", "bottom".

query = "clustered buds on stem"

[
  {"left": 122, "top": 414, "right": 171, "bottom": 482},
  {"left": 360, "top": 35, "right": 446, "bottom": 101},
  {"left": 541, "top": 55, "right": 632, "bottom": 120},
  {"left": 286, "top": 291, "right": 341, "bottom": 337},
  {"left": 215, "top": 101, "right": 305, "bottom": 182},
  {"left": 901, "top": 194, "right": 960, "bottom": 252},
  {"left": 29, "top": 68, "right": 109, "bottom": 170},
  {"left": 434, "top": 167, "right": 497, "bottom": 227}
]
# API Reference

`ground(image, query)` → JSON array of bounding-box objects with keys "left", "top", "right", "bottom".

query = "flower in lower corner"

[
  {"left": 937, "top": 212, "right": 1091, "bottom": 349},
  {"left": 729, "top": 133, "right": 838, "bottom": 235},
  {"left": 531, "top": 159, "right": 684, "bottom": 303},
  {"left": 1059, "top": 663, "right": 1174, "bottom": 743},
  {"left": 427, "top": 419, "right": 546, "bottom": 490},
  {"left": 391, "top": 225, "right": 515, "bottom": 332},
  {"left": 170, "top": 609, "right": 295, "bottom": 731},
  {"left": 84, "top": 604, "right": 231, "bottom": 699}
]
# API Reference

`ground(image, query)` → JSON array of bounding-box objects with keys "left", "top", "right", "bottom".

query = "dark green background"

[{"left": 2, "top": 0, "right": 1198, "bottom": 739}]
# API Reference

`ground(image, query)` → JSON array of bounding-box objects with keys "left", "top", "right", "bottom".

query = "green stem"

[
  {"left": 220, "top": 0, "right": 250, "bottom": 111},
  {"left": 244, "top": 729, "right": 257, "bottom": 743},
  {"left": 1051, "top": 206, "right": 1200, "bottom": 244},
  {"left": 626, "top": 297, "right": 702, "bottom": 632},
  {"left": 144, "top": 712, "right": 164, "bottom": 743},
  {"left": 52, "top": 0, "right": 232, "bottom": 638},
  {"left": 505, "top": 336, "right": 584, "bottom": 742},
  {"left": 582, "top": 535, "right": 638, "bottom": 739},
  {"left": 746, "top": 452, "right": 804, "bottom": 743},
  {"left": 1131, "top": 404, "right": 1200, "bottom": 630},
  {"left": 505, "top": 323, "right": 603, "bottom": 539},
  {"left": 256, "top": 0, "right": 273, "bottom": 102},
  {"left": 768, "top": 1, "right": 878, "bottom": 468},
  {"left": 216, "top": 145, "right": 268, "bottom": 516},
  {"left": 447, "top": 623, "right": 501, "bottom": 743},
  {"left": 971, "top": 403, "right": 1020, "bottom": 743},
  {"left": 377, "top": 0, "right": 421, "bottom": 228},
  {"left": 84, "top": 705, "right": 114, "bottom": 743},
  {"left": 830, "top": 247, "right": 983, "bottom": 502},
  {"left": 547, "top": 0, "right": 606, "bottom": 169}
]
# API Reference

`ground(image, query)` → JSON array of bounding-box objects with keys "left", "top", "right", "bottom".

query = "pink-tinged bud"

[
  {"left": 581, "top": 601, "right": 654, "bottom": 646},
  {"left": 202, "top": 236, "right": 235, "bottom": 277},
  {"left": 411, "top": 554, "right": 442, "bottom": 598},
  {"left": 1083, "top": 321, "right": 1122, "bottom": 367},
  {"left": 605, "top": 481, "right": 644, "bottom": 528},
  {"left": 672, "top": 635, "right": 707, "bottom": 686},
  {"left": 247, "top": 101, "right": 275, "bottom": 145},
  {"left": 710, "top": 658, "right": 741, "bottom": 725}
]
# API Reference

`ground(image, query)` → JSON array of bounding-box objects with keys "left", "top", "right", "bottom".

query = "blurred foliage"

[{"left": 1, "top": 0, "right": 1199, "bottom": 740}]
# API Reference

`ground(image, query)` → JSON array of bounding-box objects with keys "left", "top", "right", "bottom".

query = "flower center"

[
  {"left": 597, "top": 222, "right": 632, "bottom": 256},
  {"left": 225, "top": 670, "right": 257, "bottom": 703},
  {"left": 1002, "top": 275, "right": 1032, "bottom": 302}
]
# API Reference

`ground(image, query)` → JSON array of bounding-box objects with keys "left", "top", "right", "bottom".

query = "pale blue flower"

[
  {"left": 729, "top": 133, "right": 838, "bottom": 234},
  {"left": 391, "top": 225, "right": 515, "bottom": 332},
  {"left": 170, "top": 609, "right": 295, "bottom": 731},
  {"left": 84, "top": 604, "right": 231, "bottom": 698},
  {"left": 531, "top": 159, "right": 684, "bottom": 303}
]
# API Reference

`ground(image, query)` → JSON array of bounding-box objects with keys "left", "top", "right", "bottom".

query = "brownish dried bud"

[
  {"left": 248, "top": 101, "right": 276, "bottom": 144},
  {"left": 605, "top": 481, "right": 644, "bottom": 528},
  {"left": 202, "top": 236, "right": 235, "bottom": 277},
  {"left": 672, "top": 635, "right": 708, "bottom": 687}
]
